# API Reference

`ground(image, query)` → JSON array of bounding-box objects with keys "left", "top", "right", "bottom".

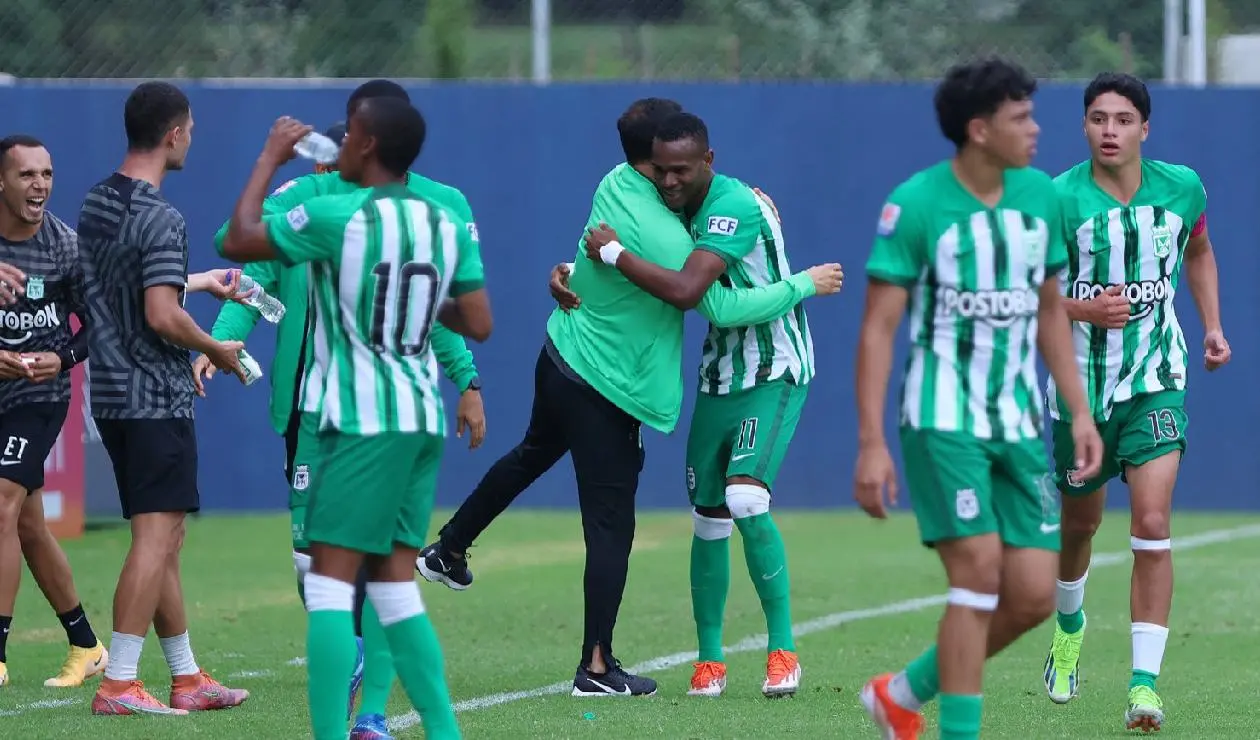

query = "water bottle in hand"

[
  {"left": 238, "top": 274, "right": 287, "bottom": 324},
  {"left": 238, "top": 349, "right": 264, "bottom": 387},
  {"left": 293, "top": 132, "right": 340, "bottom": 165}
]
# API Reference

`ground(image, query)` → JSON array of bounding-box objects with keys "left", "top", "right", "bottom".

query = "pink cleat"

[
  {"left": 92, "top": 678, "right": 188, "bottom": 715},
  {"left": 169, "top": 669, "right": 250, "bottom": 711}
]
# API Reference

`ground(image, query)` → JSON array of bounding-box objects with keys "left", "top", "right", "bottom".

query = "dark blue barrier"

[{"left": 3, "top": 81, "right": 1256, "bottom": 512}]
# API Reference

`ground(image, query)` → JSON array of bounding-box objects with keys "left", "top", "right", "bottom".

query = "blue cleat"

[
  {"left": 347, "top": 636, "right": 365, "bottom": 720},
  {"left": 350, "top": 713, "right": 394, "bottom": 740}
]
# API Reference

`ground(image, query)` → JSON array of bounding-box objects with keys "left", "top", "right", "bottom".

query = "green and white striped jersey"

[
  {"left": 1046, "top": 159, "right": 1206, "bottom": 422},
  {"left": 867, "top": 161, "right": 1067, "bottom": 442},
  {"left": 690, "top": 173, "right": 814, "bottom": 396},
  {"left": 267, "top": 183, "right": 486, "bottom": 436}
]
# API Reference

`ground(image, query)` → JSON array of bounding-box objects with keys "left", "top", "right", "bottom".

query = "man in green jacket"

[{"left": 197, "top": 80, "right": 484, "bottom": 740}]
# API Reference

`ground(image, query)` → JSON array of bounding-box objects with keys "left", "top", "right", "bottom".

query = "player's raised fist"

[
  {"left": 1086, "top": 284, "right": 1130, "bottom": 329},
  {"left": 261, "top": 116, "right": 314, "bottom": 166},
  {"left": 804, "top": 263, "right": 844, "bottom": 296}
]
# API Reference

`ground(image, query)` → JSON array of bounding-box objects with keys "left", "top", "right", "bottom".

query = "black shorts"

[
  {"left": 95, "top": 418, "right": 200, "bottom": 519},
  {"left": 0, "top": 402, "right": 69, "bottom": 493}
]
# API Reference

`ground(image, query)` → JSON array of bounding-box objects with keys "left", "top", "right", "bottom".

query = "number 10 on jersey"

[{"left": 370, "top": 261, "right": 441, "bottom": 356}]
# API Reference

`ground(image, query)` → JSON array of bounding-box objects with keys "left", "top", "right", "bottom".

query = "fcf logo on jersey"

[
  {"left": 25, "top": 276, "right": 43, "bottom": 300},
  {"left": 286, "top": 205, "right": 310, "bottom": 232},
  {"left": 707, "top": 216, "right": 739, "bottom": 235},
  {"left": 292, "top": 464, "right": 310, "bottom": 491},
  {"left": 1152, "top": 225, "right": 1172, "bottom": 258},
  {"left": 877, "top": 203, "right": 900, "bottom": 236}
]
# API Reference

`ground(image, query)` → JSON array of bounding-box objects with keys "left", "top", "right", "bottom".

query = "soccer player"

[
  {"left": 77, "top": 80, "right": 251, "bottom": 716},
  {"left": 204, "top": 80, "right": 487, "bottom": 740},
  {"left": 580, "top": 111, "right": 828, "bottom": 698},
  {"left": 0, "top": 135, "right": 107, "bottom": 689},
  {"left": 1039, "top": 72, "right": 1229, "bottom": 732},
  {"left": 851, "top": 58, "right": 1104, "bottom": 740},
  {"left": 221, "top": 100, "right": 487, "bottom": 740},
  {"left": 417, "top": 97, "right": 839, "bottom": 698}
]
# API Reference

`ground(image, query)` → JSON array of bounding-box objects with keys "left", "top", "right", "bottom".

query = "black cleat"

[
  {"left": 415, "top": 542, "right": 473, "bottom": 591},
  {"left": 571, "top": 659, "right": 657, "bottom": 697}
]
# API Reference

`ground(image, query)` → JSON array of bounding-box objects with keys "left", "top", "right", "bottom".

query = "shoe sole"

[
  {"left": 859, "top": 684, "right": 897, "bottom": 740},
  {"left": 1126, "top": 709, "right": 1164, "bottom": 732},
  {"left": 416, "top": 559, "right": 470, "bottom": 591},
  {"left": 570, "top": 686, "right": 657, "bottom": 697}
]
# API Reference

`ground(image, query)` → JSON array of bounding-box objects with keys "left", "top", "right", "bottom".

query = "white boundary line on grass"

[{"left": 385, "top": 523, "right": 1260, "bottom": 731}]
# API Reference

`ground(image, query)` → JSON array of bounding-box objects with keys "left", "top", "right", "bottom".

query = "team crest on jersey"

[
  {"left": 955, "top": 488, "right": 979, "bottom": 521},
  {"left": 1022, "top": 227, "right": 1045, "bottom": 264},
  {"left": 877, "top": 203, "right": 900, "bottom": 236},
  {"left": 1065, "top": 468, "right": 1086, "bottom": 488},
  {"left": 1152, "top": 225, "right": 1172, "bottom": 258},
  {"left": 686, "top": 466, "right": 696, "bottom": 491},
  {"left": 292, "top": 464, "right": 310, "bottom": 491},
  {"left": 25, "top": 276, "right": 43, "bottom": 300}
]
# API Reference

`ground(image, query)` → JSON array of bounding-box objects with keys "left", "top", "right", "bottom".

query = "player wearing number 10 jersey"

[
  {"left": 223, "top": 98, "right": 489, "bottom": 740},
  {"left": 1040, "top": 73, "right": 1229, "bottom": 733}
]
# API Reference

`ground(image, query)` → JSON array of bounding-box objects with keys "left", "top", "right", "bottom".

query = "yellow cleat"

[
  {"left": 44, "top": 642, "right": 108, "bottom": 688},
  {"left": 0, "top": 660, "right": 8, "bottom": 687}
]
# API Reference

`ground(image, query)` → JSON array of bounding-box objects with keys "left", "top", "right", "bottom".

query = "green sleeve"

[
  {"left": 266, "top": 195, "right": 356, "bottom": 267},
  {"left": 429, "top": 323, "right": 478, "bottom": 391},
  {"left": 449, "top": 212, "right": 486, "bottom": 296},
  {"left": 865, "top": 190, "right": 926, "bottom": 286},
  {"left": 210, "top": 260, "right": 278, "bottom": 341},
  {"left": 692, "top": 190, "right": 761, "bottom": 267},
  {"left": 1044, "top": 188, "right": 1069, "bottom": 275},
  {"left": 1188, "top": 169, "right": 1208, "bottom": 224},
  {"left": 445, "top": 191, "right": 482, "bottom": 247},
  {"left": 696, "top": 272, "right": 815, "bottom": 329},
  {"left": 214, "top": 174, "right": 323, "bottom": 256}
]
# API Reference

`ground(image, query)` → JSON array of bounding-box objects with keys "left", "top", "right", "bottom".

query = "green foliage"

[{"left": 425, "top": 0, "right": 472, "bottom": 79}]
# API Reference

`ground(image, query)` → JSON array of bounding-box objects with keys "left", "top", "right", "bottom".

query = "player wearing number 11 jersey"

[{"left": 223, "top": 97, "right": 490, "bottom": 740}]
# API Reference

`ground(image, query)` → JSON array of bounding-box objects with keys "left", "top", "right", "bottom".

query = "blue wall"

[{"left": 4, "top": 81, "right": 1256, "bottom": 512}]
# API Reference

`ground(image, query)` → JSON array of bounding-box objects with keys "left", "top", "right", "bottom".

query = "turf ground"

[{"left": 2, "top": 509, "right": 1258, "bottom": 738}]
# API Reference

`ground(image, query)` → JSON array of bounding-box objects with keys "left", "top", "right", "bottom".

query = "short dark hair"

[
  {"left": 934, "top": 57, "right": 1037, "bottom": 149},
  {"left": 346, "top": 79, "right": 410, "bottom": 119},
  {"left": 654, "top": 112, "right": 710, "bottom": 150},
  {"left": 0, "top": 135, "right": 45, "bottom": 167},
  {"left": 1084, "top": 72, "right": 1151, "bottom": 121},
  {"left": 124, "top": 81, "right": 190, "bottom": 152},
  {"left": 324, "top": 121, "right": 347, "bottom": 146},
  {"left": 616, "top": 98, "right": 683, "bottom": 163},
  {"left": 356, "top": 97, "right": 426, "bottom": 177}
]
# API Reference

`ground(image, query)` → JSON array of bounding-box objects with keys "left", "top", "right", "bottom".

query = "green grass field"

[{"left": 3, "top": 509, "right": 1259, "bottom": 738}]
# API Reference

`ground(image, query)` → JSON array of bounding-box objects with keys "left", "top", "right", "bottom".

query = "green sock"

[
  {"left": 1129, "top": 669, "right": 1158, "bottom": 691},
  {"left": 357, "top": 599, "right": 396, "bottom": 717},
  {"left": 1057, "top": 609, "right": 1085, "bottom": 634},
  {"left": 904, "top": 644, "right": 940, "bottom": 703},
  {"left": 939, "top": 693, "right": 983, "bottom": 740},
  {"left": 383, "top": 613, "right": 461, "bottom": 740},
  {"left": 307, "top": 609, "right": 357, "bottom": 740},
  {"left": 733, "top": 512, "right": 794, "bottom": 652},
  {"left": 690, "top": 534, "right": 731, "bottom": 662}
]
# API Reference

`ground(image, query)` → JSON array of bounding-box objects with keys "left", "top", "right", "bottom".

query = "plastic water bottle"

[
  {"left": 238, "top": 349, "right": 264, "bottom": 387},
  {"left": 293, "top": 132, "right": 340, "bottom": 165},
  {"left": 238, "top": 274, "right": 287, "bottom": 324}
]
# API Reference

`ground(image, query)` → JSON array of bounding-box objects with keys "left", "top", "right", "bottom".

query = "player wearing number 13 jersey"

[
  {"left": 1039, "top": 74, "right": 1229, "bottom": 734},
  {"left": 223, "top": 98, "right": 490, "bottom": 740}
]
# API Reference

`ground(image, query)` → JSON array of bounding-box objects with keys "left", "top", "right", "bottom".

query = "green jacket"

[{"left": 211, "top": 170, "right": 480, "bottom": 435}]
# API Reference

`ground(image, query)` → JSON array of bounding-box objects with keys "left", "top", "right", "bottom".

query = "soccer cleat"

[
  {"left": 1125, "top": 685, "right": 1165, "bottom": 733},
  {"left": 859, "top": 673, "right": 924, "bottom": 740},
  {"left": 45, "top": 641, "right": 109, "bottom": 688},
  {"left": 687, "top": 660, "right": 727, "bottom": 697},
  {"left": 416, "top": 542, "right": 474, "bottom": 591},
  {"left": 169, "top": 669, "right": 250, "bottom": 711},
  {"left": 347, "top": 636, "right": 364, "bottom": 719},
  {"left": 0, "top": 661, "right": 8, "bottom": 687},
  {"left": 1043, "top": 614, "right": 1086, "bottom": 704},
  {"left": 571, "top": 659, "right": 657, "bottom": 697},
  {"left": 92, "top": 679, "right": 188, "bottom": 715},
  {"left": 350, "top": 713, "right": 395, "bottom": 740},
  {"left": 762, "top": 649, "right": 801, "bottom": 698}
]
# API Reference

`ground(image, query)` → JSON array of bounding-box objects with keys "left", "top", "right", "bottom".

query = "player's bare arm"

[
  {"left": 1183, "top": 221, "right": 1230, "bottom": 370},
  {"left": 1062, "top": 283, "right": 1129, "bottom": 329},
  {"left": 583, "top": 222, "right": 725, "bottom": 310},
  {"left": 436, "top": 289, "right": 493, "bottom": 343},
  {"left": 144, "top": 285, "right": 245, "bottom": 382},
  {"left": 549, "top": 262, "right": 580, "bottom": 310},
  {"left": 1036, "top": 276, "right": 1104, "bottom": 479},
  {"left": 223, "top": 117, "right": 314, "bottom": 263},
  {"left": 853, "top": 280, "right": 908, "bottom": 520},
  {"left": 0, "top": 261, "right": 26, "bottom": 305}
]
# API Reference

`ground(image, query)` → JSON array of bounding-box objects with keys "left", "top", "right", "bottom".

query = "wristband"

[
  {"left": 563, "top": 262, "right": 576, "bottom": 275},
  {"left": 599, "top": 241, "right": 625, "bottom": 266}
]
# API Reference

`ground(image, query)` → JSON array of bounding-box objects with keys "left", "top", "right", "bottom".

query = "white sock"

[
  {"left": 159, "top": 631, "right": 200, "bottom": 677},
  {"left": 1131, "top": 622, "right": 1169, "bottom": 676},
  {"left": 104, "top": 631, "right": 145, "bottom": 682},
  {"left": 365, "top": 581, "right": 425, "bottom": 626},
  {"left": 304, "top": 572, "right": 355, "bottom": 613},
  {"left": 1056, "top": 571, "right": 1088, "bottom": 615},
  {"left": 887, "top": 671, "right": 923, "bottom": 711}
]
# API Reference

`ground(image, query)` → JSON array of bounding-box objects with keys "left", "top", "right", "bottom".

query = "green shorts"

[
  {"left": 899, "top": 427, "right": 1060, "bottom": 551},
  {"left": 685, "top": 380, "right": 808, "bottom": 508},
  {"left": 302, "top": 427, "right": 444, "bottom": 556},
  {"left": 1052, "top": 390, "right": 1187, "bottom": 495},
  {"left": 288, "top": 413, "right": 320, "bottom": 550}
]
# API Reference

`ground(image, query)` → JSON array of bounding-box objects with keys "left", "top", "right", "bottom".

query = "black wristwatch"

[
  {"left": 56, "top": 347, "right": 78, "bottom": 370},
  {"left": 465, "top": 376, "right": 482, "bottom": 392}
]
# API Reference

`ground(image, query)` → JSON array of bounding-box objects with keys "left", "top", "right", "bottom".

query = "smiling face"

[{"left": 0, "top": 144, "right": 52, "bottom": 226}]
